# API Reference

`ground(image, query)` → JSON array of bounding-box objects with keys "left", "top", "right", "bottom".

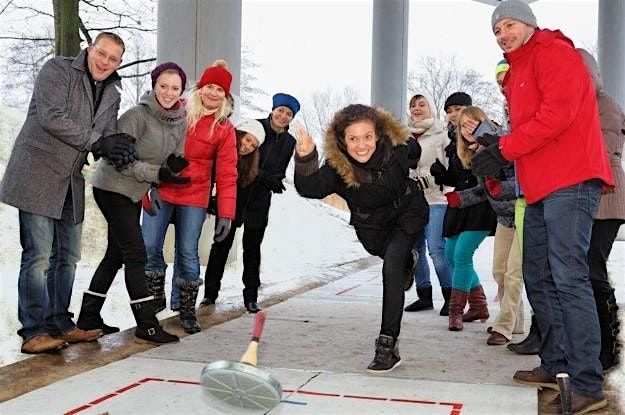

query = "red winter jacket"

[
  {"left": 159, "top": 114, "right": 238, "bottom": 219},
  {"left": 499, "top": 29, "right": 613, "bottom": 204}
]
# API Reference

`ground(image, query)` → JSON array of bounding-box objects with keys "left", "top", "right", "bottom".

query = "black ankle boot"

[
  {"left": 404, "top": 287, "right": 433, "bottom": 312},
  {"left": 177, "top": 278, "right": 202, "bottom": 334},
  {"left": 145, "top": 270, "right": 166, "bottom": 313},
  {"left": 245, "top": 302, "right": 261, "bottom": 313},
  {"left": 130, "top": 300, "right": 179, "bottom": 344},
  {"left": 440, "top": 287, "right": 451, "bottom": 316},
  {"left": 77, "top": 291, "right": 120, "bottom": 335},
  {"left": 507, "top": 315, "right": 540, "bottom": 355},
  {"left": 367, "top": 334, "right": 401, "bottom": 373}
]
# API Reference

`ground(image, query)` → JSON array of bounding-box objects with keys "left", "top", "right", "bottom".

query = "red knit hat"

[{"left": 198, "top": 65, "right": 232, "bottom": 95}]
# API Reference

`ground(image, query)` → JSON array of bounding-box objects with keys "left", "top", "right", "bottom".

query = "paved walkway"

[{"left": 1, "top": 257, "right": 623, "bottom": 414}]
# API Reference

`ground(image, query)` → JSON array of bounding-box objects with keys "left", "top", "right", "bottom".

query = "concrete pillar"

[
  {"left": 371, "top": 0, "right": 409, "bottom": 121},
  {"left": 598, "top": 0, "right": 625, "bottom": 109},
  {"left": 156, "top": 0, "right": 243, "bottom": 265},
  {"left": 157, "top": 0, "right": 242, "bottom": 95}
]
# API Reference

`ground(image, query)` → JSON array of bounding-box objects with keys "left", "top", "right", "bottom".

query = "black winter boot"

[
  {"left": 366, "top": 334, "right": 401, "bottom": 373},
  {"left": 595, "top": 289, "right": 621, "bottom": 372},
  {"left": 440, "top": 287, "right": 451, "bottom": 316},
  {"left": 77, "top": 291, "right": 120, "bottom": 335},
  {"left": 403, "top": 249, "right": 419, "bottom": 291},
  {"left": 404, "top": 287, "right": 433, "bottom": 312},
  {"left": 145, "top": 270, "right": 166, "bottom": 313},
  {"left": 130, "top": 299, "right": 179, "bottom": 344},
  {"left": 507, "top": 314, "right": 540, "bottom": 355},
  {"left": 177, "top": 278, "right": 202, "bottom": 334}
]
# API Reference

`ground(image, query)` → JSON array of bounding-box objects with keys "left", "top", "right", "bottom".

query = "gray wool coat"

[
  {"left": 92, "top": 90, "right": 186, "bottom": 202},
  {"left": 0, "top": 49, "right": 120, "bottom": 224}
]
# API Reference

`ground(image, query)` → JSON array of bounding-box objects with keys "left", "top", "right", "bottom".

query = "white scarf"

[{"left": 408, "top": 118, "right": 434, "bottom": 135}]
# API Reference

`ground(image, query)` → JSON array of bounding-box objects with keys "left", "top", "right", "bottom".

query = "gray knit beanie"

[{"left": 491, "top": 0, "right": 537, "bottom": 32}]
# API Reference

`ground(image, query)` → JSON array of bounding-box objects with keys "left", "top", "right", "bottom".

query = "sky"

[{"left": 241, "top": 0, "right": 599, "bottom": 110}]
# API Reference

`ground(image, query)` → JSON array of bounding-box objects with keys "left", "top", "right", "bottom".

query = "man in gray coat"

[{"left": 0, "top": 32, "right": 137, "bottom": 354}]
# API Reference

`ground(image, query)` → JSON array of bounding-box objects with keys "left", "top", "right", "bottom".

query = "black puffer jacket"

[{"left": 294, "top": 108, "right": 429, "bottom": 254}]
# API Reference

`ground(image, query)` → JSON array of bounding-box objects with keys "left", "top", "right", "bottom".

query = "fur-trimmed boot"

[
  {"left": 449, "top": 289, "right": 469, "bottom": 331},
  {"left": 366, "top": 334, "right": 401, "bottom": 373},
  {"left": 440, "top": 287, "right": 452, "bottom": 316},
  {"left": 595, "top": 288, "right": 621, "bottom": 372},
  {"left": 130, "top": 298, "right": 179, "bottom": 344},
  {"left": 462, "top": 285, "right": 489, "bottom": 323},
  {"left": 145, "top": 270, "right": 166, "bottom": 313},
  {"left": 77, "top": 291, "right": 120, "bottom": 335},
  {"left": 177, "top": 278, "right": 202, "bottom": 334}
]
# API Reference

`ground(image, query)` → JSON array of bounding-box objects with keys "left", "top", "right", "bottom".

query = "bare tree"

[
  {"left": 53, "top": 0, "right": 80, "bottom": 56},
  {"left": 239, "top": 43, "right": 267, "bottom": 116},
  {"left": 408, "top": 55, "right": 504, "bottom": 123},
  {"left": 299, "top": 86, "right": 362, "bottom": 143}
]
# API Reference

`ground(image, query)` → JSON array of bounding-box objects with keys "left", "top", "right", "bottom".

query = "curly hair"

[{"left": 328, "top": 104, "right": 384, "bottom": 152}]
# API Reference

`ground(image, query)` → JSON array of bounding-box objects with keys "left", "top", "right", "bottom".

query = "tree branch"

[{"left": 118, "top": 57, "right": 155, "bottom": 70}]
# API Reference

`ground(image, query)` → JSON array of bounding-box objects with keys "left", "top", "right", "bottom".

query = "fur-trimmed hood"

[{"left": 323, "top": 107, "right": 410, "bottom": 187}]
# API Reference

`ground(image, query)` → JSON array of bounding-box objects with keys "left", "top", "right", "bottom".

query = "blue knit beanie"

[{"left": 272, "top": 93, "right": 300, "bottom": 116}]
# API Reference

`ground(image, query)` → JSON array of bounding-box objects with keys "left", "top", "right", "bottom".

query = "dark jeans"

[
  {"left": 17, "top": 190, "right": 82, "bottom": 340},
  {"left": 588, "top": 219, "right": 623, "bottom": 295},
  {"left": 357, "top": 226, "right": 418, "bottom": 341},
  {"left": 204, "top": 226, "right": 237, "bottom": 300},
  {"left": 90, "top": 188, "right": 148, "bottom": 301},
  {"left": 523, "top": 180, "right": 603, "bottom": 398}
]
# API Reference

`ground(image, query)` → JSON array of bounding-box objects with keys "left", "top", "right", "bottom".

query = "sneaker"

[
  {"left": 366, "top": 335, "right": 401, "bottom": 373},
  {"left": 21, "top": 334, "right": 67, "bottom": 354},
  {"left": 54, "top": 327, "right": 102, "bottom": 343}
]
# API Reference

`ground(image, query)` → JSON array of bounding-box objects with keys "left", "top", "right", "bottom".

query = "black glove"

[
  {"left": 158, "top": 166, "right": 190, "bottom": 184},
  {"left": 92, "top": 133, "right": 137, "bottom": 166},
  {"left": 259, "top": 172, "right": 286, "bottom": 193},
  {"left": 430, "top": 158, "right": 447, "bottom": 180},
  {"left": 471, "top": 144, "right": 510, "bottom": 176},
  {"left": 166, "top": 154, "right": 189, "bottom": 173},
  {"left": 475, "top": 132, "right": 500, "bottom": 147},
  {"left": 213, "top": 217, "right": 232, "bottom": 242}
]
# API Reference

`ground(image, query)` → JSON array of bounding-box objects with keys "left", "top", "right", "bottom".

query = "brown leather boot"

[
  {"left": 463, "top": 285, "right": 489, "bottom": 323},
  {"left": 448, "top": 289, "right": 469, "bottom": 331}
]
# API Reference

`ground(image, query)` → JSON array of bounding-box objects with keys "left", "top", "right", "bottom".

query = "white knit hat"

[
  {"left": 235, "top": 118, "right": 266, "bottom": 146},
  {"left": 492, "top": 0, "right": 537, "bottom": 32}
]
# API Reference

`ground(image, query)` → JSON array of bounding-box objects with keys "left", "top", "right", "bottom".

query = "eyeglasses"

[{"left": 91, "top": 45, "right": 122, "bottom": 66}]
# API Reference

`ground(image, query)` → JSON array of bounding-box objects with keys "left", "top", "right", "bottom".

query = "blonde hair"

[
  {"left": 456, "top": 106, "right": 488, "bottom": 169},
  {"left": 186, "top": 59, "right": 232, "bottom": 135}
]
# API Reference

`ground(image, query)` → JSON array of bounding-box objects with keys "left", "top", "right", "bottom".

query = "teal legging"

[{"left": 445, "top": 230, "right": 490, "bottom": 292}]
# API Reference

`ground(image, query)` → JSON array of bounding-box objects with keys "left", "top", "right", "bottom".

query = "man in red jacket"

[{"left": 471, "top": 1, "right": 613, "bottom": 413}]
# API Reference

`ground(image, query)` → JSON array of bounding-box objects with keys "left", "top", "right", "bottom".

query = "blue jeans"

[
  {"left": 523, "top": 180, "right": 603, "bottom": 398},
  {"left": 413, "top": 204, "right": 452, "bottom": 290},
  {"left": 141, "top": 200, "right": 206, "bottom": 309},
  {"left": 445, "top": 230, "right": 489, "bottom": 292},
  {"left": 17, "top": 194, "right": 82, "bottom": 340}
]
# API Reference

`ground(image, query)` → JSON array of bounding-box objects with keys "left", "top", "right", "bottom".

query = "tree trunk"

[{"left": 53, "top": 0, "right": 80, "bottom": 57}]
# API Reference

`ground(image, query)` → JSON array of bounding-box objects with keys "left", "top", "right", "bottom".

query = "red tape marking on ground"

[
  {"left": 335, "top": 275, "right": 379, "bottom": 295},
  {"left": 64, "top": 378, "right": 464, "bottom": 414}
]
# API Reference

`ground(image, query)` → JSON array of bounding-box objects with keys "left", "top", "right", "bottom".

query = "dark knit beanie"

[
  {"left": 151, "top": 62, "right": 187, "bottom": 92},
  {"left": 444, "top": 92, "right": 472, "bottom": 111},
  {"left": 272, "top": 93, "right": 300, "bottom": 116},
  {"left": 491, "top": 0, "right": 537, "bottom": 32}
]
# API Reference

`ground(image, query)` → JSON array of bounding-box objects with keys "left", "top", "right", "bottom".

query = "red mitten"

[
  {"left": 141, "top": 187, "right": 161, "bottom": 216},
  {"left": 485, "top": 176, "right": 502, "bottom": 198},
  {"left": 445, "top": 192, "right": 461, "bottom": 208}
]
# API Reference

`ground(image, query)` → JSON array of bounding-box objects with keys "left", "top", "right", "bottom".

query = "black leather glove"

[
  {"left": 92, "top": 133, "right": 137, "bottom": 165},
  {"left": 166, "top": 154, "right": 189, "bottom": 173},
  {"left": 475, "top": 132, "right": 500, "bottom": 147},
  {"left": 259, "top": 172, "right": 285, "bottom": 193},
  {"left": 213, "top": 217, "right": 232, "bottom": 242},
  {"left": 158, "top": 166, "right": 190, "bottom": 184},
  {"left": 430, "top": 158, "right": 447, "bottom": 180},
  {"left": 471, "top": 144, "right": 510, "bottom": 176}
]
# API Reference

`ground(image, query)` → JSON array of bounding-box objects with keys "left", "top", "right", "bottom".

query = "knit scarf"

[{"left": 408, "top": 118, "right": 434, "bottom": 135}]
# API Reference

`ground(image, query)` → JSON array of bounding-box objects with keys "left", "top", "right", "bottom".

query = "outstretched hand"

[{"left": 294, "top": 124, "right": 315, "bottom": 157}]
